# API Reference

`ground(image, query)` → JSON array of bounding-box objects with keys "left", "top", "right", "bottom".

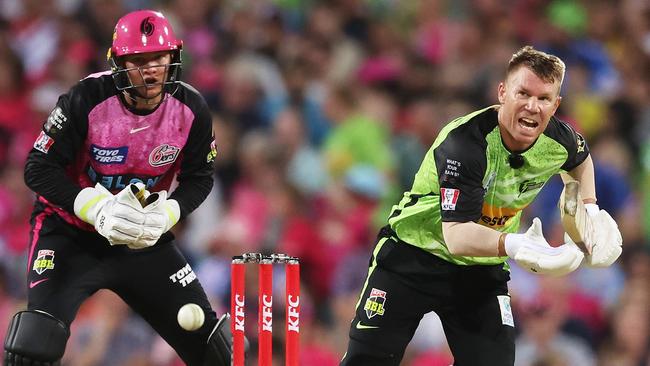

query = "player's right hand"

[
  {"left": 74, "top": 183, "right": 147, "bottom": 245},
  {"left": 505, "top": 218, "right": 584, "bottom": 276}
]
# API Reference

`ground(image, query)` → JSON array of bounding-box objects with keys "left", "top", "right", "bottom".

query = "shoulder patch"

[
  {"left": 44, "top": 107, "right": 68, "bottom": 134},
  {"left": 576, "top": 133, "right": 586, "bottom": 153},
  {"left": 33, "top": 131, "right": 55, "bottom": 153},
  {"left": 207, "top": 139, "right": 217, "bottom": 163},
  {"left": 440, "top": 188, "right": 460, "bottom": 210}
]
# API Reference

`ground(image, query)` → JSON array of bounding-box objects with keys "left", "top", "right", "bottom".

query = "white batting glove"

[
  {"left": 505, "top": 218, "right": 584, "bottom": 276},
  {"left": 566, "top": 205, "right": 622, "bottom": 268},
  {"left": 74, "top": 183, "right": 148, "bottom": 245},
  {"left": 126, "top": 190, "right": 180, "bottom": 250}
]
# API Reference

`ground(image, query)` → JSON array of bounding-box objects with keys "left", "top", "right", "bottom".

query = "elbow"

[{"left": 23, "top": 160, "right": 39, "bottom": 192}]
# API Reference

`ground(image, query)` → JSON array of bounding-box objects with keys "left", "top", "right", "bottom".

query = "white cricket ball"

[{"left": 177, "top": 303, "right": 205, "bottom": 331}]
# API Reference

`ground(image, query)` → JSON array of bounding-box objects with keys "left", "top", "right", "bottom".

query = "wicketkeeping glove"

[
  {"left": 505, "top": 218, "right": 584, "bottom": 276},
  {"left": 126, "top": 189, "right": 180, "bottom": 250},
  {"left": 565, "top": 205, "right": 622, "bottom": 268},
  {"left": 74, "top": 183, "right": 147, "bottom": 245}
]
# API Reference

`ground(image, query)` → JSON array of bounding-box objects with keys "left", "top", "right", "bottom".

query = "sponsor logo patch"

[
  {"left": 576, "top": 133, "right": 586, "bottom": 153},
  {"left": 287, "top": 294, "right": 300, "bottom": 333},
  {"left": 33, "top": 250, "right": 55, "bottom": 275},
  {"left": 480, "top": 215, "right": 513, "bottom": 227},
  {"left": 91, "top": 144, "right": 128, "bottom": 164},
  {"left": 364, "top": 288, "right": 387, "bottom": 319},
  {"left": 130, "top": 125, "right": 150, "bottom": 134},
  {"left": 149, "top": 144, "right": 180, "bottom": 167},
  {"left": 233, "top": 293, "right": 245, "bottom": 331},
  {"left": 87, "top": 165, "right": 161, "bottom": 191},
  {"left": 443, "top": 158, "right": 461, "bottom": 178},
  {"left": 29, "top": 278, "right": 49, "bottom": 288},
  {"left": 44, "top": 107, "right": 68, "bottom": 134},
  {"left": 169, "top": 263, "right": 196, "bottom": 287},
  {"left": 497, "top": 295, "right": 515, "bottom": 327},
  {"left": 440, "top": 188, "right": 460, "bottom": 211},
  {"left": 207, "top": 140, "right": 217, "bottom": 163},
  {"left": 519, "top": 180, "right": 544, "bottom": 195},
  {"left": 33, "top": 131, "right": 55, "bottom": 153}
]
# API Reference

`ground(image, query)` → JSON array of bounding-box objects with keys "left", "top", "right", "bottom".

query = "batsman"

[
  {"left": 3, "top": 10, "right": 232, "bottom": 366},
  {"left": 340, "top": 46, "right": 622, "bottom": 366}
]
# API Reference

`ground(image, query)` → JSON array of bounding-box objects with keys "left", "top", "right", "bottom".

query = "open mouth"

[
  {"left": 144, "top": 77, "right": 159, "bottom": 86},
  {"left": 518, "top": 117, "right": 539, "bottom": 130}
]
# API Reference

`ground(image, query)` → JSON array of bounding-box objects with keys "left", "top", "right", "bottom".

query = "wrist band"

[{"left": 498, "top": 233, "right": 507, "bottom": 256}]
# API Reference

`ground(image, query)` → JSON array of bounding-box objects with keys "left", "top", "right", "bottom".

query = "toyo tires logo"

[{"left": 149, "top": 144, "right": 180, "bottom": 167}]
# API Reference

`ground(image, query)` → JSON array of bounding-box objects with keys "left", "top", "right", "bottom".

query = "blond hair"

[{"left": 507, "top": 46, "right": 566, "bottom": 86}]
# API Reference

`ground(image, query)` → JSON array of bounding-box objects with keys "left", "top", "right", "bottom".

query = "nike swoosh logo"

[
  {"left": 355, "top": 321, "right": 379, "bottom": 330},
  {"left": 130, "top": 126, "right": 151, "bottom": 134},
  {"left": 29, "top": 278, "right": 49, "bottom": 288}
]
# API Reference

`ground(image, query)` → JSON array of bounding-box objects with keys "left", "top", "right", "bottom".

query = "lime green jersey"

[{"left": 388, "top": 106, "right": 589, "bottom": 266}]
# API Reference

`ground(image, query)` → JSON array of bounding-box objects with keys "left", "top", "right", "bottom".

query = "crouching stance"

[{"left": 4, "top": 9, "right": 233, "bottom": 366}]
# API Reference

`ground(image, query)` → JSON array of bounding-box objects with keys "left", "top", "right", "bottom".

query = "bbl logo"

[
  {"left": 33, "top": 250, "right": 55, "bottom": 274},
  {"left": 364, "top": 288, "right": 387, "bottom": 318}
]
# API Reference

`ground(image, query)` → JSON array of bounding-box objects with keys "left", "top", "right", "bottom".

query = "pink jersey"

[{"left": 26, "top": 73, "right": 215, "bottom": 230}]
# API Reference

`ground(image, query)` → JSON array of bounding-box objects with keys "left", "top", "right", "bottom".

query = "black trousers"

[
  {"left": 25, "top": 211, "right": 217, "bottom": 366},
  {"left": 341, "top": 227, "right": 516, "bottom": 366}
]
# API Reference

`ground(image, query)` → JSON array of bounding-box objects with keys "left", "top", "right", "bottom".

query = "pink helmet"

[
  {"left": 110, "top": 10, "right": 182, "bottom": 58},
  {"left": 108, "top": 10, "right": 183, "bottom": 96}
]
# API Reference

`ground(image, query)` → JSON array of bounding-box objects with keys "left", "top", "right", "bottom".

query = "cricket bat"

[
  {"left": 558, "top": 180, "right": 594, "bottom": 255},
  {"left": 130, "top": 183, "right": 152, "bottom": 207}
]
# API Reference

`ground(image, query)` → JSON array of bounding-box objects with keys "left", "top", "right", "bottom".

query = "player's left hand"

[
  {"left": 127, "top": 190, "right": 180, "bottom": 250},
  {"left": 566, "top": 207, "right": 622, "bottom": 268}
]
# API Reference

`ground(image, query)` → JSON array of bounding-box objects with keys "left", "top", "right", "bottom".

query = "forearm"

[
  {"left": 563, "top": 155, "right": 596, "bottom": 204},
  {"left": 24, "top": 157, "right": 82, "bottom": 212},
  {"left": 168, "top": 174, "right": 213, "bottom": 219},
  {"left": 442, "top": 221, "right": 505, "bottom": 257},
  {"left": 444, "top": 218, "right": 585, "bottom": 275}
]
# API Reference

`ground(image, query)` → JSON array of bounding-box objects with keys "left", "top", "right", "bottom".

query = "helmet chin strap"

[{"left": 123, "top": 84, "right": 165, "bottom": 109}]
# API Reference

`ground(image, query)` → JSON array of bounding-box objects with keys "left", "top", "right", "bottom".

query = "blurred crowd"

[{"left": 0, "top": 0, "right": 649, "bottom": 365}]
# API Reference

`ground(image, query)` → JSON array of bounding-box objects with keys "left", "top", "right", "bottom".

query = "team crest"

[
  {"left": 33, "top": 250, "right": 55, "bottom": 275},
  {"left": 364, "top": 288, "right": 387, "bottom": 319},
  {"left": 140, "top": 17, "right": 155, "bottom": 36},
  {"left": 149, "top": 144, "right": 180, "bottom": 167}
]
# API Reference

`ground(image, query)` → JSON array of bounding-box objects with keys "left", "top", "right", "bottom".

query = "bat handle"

[{"left": 130, "top": 183, "right": 150, "bottom": 207}]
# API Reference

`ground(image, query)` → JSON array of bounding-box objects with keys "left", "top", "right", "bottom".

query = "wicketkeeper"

[
  {"left": 340, "top": 46, "right": 622, "bottom": 366},
  {"left": 4, "top": 10, "right": 232, "bottom": 366}
]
